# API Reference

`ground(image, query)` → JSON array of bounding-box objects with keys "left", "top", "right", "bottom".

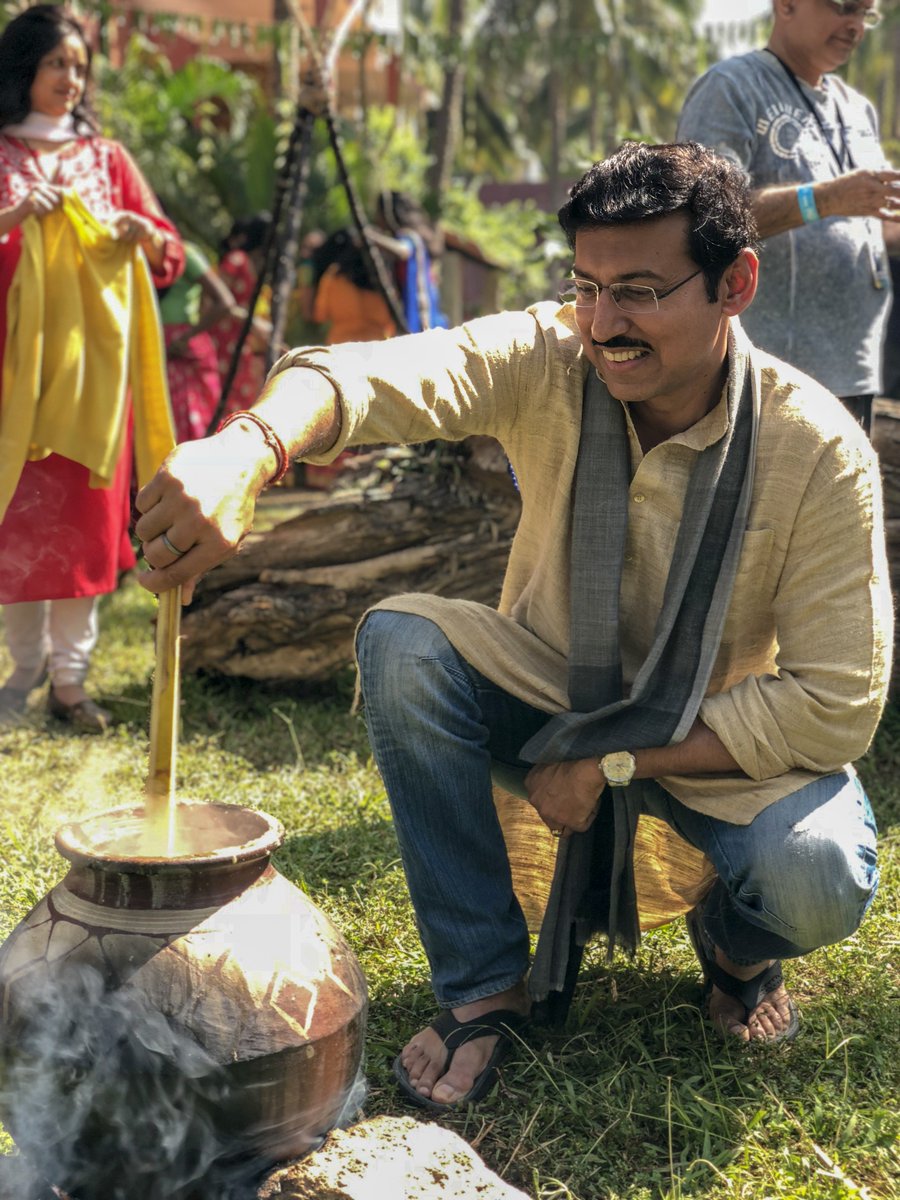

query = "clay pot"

[{"left": 0, "top": 802, "right": 367, "bottom": 1200}]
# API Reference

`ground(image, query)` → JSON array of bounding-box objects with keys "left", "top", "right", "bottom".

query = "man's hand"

[
  {"left": 816, "top": 168, "right": 900, "bottom": 223},
  {"left": 135, "top": 424, "right": 275, "bottom": 603},
  {"left": 524, "top": 759, "right": 605, "bottom": 837}
]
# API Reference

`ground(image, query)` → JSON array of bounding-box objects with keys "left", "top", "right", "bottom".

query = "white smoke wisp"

[
  {"left": 0, "top": 964, "right": 264, "bottom": 1200},
  {"left": 332, "top": 1063, "right": 369, "bottom": 1135}
]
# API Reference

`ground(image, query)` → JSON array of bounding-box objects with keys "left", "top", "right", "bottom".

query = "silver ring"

[{"left": 161, "top": 532, "right": 188, "bottom": 558}]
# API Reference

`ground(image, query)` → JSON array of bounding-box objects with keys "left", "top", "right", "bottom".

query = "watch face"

[{"left": 602, "top": 751, "right": 636, "bottom": 785}]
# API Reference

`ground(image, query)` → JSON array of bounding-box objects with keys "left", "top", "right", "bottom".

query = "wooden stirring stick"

[{"left": 145, "top": 587, "right": 182, "bottom": 845}]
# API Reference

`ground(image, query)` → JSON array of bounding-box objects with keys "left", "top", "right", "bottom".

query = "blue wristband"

[{"left": 797, "top": 184, "right": 820, "bottom": 224}]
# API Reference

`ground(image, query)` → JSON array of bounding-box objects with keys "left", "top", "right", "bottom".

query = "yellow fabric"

[{"left": 0, "top": 190, "right": 174, "bottom": 523}]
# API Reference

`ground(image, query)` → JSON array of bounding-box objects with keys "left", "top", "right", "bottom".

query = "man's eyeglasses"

[
  {"left": 558, "top": 269, "right": 703, "bottom": 315},
  {"left": 824, "top": 0, "right": 882, "bottom": 27}
]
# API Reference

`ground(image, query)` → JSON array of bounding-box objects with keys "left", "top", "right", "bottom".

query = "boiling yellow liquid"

[{"left": 73, "top": 803, "right": 269, "bottom": 862}]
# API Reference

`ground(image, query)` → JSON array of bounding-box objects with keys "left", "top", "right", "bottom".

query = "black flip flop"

[
  {"left": 393, "top": 1008, "right": 528, "bottom": 1112},
  {"left": 685, "top": 905, "right": 799, "bottom": 1044}
]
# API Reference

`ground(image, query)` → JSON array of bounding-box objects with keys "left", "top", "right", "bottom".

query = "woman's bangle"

[
  {"left": 218, "top": 411, "right": 290, "bottom": 485},
  {"left": 797, "top": 184, "right": 820, "bottom": 224}
]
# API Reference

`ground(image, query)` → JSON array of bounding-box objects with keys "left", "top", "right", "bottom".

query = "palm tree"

[{"left": 404, "top": 0, "right": 704, "bottom": 210}]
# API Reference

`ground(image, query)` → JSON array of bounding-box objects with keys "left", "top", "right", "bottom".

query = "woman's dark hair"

[
  {"left": 0, "top": 5, "right": 98, "bottom": 134},
  {"left": 558, "top": 141, "right": 759, "bottom": 302},
  {"left": 311, "top": 228, "right": 377, "bottom": 292},
  {"left": 221, "top": 212, "right": 271, "bottom": 256}
]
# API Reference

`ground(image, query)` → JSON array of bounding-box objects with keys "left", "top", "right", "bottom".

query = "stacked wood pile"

[{"left": 180, "top": 441, "right": 521, "bottom": 683}]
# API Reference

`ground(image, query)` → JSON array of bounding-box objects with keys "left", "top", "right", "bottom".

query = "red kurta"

[{"left": 0, "top": 135, "right": 183, "bottom": 604}]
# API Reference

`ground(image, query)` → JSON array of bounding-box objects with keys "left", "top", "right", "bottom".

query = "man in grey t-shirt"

[{"left": 677, "top": 0, "right": 900, "bottom": 432}]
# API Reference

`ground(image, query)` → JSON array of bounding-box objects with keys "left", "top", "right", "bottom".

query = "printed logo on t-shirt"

[{"left": 755, "top": 101, "right": 814, "bottom": 161}]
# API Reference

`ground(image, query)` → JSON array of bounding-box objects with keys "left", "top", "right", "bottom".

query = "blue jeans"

[{"left": 356, "top": 611, "right": 879, "bottom": 1007}]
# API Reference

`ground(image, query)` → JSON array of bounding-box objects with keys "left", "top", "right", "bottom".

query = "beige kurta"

[{"left": 271, "top": 303, "right": 892, "bottom": 927}]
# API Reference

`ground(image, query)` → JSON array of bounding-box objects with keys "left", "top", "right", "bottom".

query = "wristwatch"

[{"left": 599, "top": 750, "right": 636, "bottom": 787}]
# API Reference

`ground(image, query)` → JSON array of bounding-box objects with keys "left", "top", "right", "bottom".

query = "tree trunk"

[
  {"left": 180, "top": 442, "right": 520, "bottom": 683},
  {"left": 426, "top": 0, "right": 466, "bottom": 214},
  {"left": 265, "top": 113, "right": 314, "bottom": 374}
]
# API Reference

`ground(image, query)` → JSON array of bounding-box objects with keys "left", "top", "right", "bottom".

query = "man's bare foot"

[
  {"left": 398, "top": 980, "right": 530, "bottom": 1106},
  {"left": 708, "top": 949, "right": 796, "bottom": 1042}
]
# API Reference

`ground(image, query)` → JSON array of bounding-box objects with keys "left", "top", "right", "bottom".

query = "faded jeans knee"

[{"left": 725, "top": 778, "right": 878, "bottom": 953}]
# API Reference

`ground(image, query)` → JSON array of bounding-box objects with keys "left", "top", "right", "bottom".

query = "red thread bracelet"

[{"left": 218, "top": 411, "right": 290, "bottom": 485}]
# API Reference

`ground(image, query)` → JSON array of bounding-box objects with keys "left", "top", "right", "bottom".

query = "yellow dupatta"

[{"left": 0, "top": 190, "right": 175, "bottom": 522}]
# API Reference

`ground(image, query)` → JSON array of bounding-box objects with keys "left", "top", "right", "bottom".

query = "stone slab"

[{"left": 257, "top": 1115, "right": 530, "bottom": 1200}]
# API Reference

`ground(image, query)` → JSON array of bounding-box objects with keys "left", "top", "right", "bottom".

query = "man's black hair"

[
  {"left": 0, "top": 5, "right": 98, "bottom": 134},
  {"left": 558, "top": 141, "right": 759, "bottom": 302}
]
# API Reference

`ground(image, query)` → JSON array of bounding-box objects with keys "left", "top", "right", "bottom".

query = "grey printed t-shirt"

[{"left": 677, "top": 49, "right": 890, "bottom": 396}]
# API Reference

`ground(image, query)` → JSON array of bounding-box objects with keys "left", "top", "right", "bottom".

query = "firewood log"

[{"left": 181, "top": 442, "right": 520, "bottom": 683}]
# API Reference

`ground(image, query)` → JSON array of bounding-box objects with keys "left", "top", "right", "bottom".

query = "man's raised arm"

[{"left": 135, "top": 367, "right": 341, "bottom": 602}]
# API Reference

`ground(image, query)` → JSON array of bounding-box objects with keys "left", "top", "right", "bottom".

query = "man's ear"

[{"left": 720, "top": 249, "right": 759, "bottom": 317}]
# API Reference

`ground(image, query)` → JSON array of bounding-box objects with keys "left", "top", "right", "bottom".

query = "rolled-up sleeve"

[{"left": 266, "top": 308, "right": 566, "bottom": 463}]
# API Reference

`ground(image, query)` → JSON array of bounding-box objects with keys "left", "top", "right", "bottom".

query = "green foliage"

[
  {"left": 93, "top": 36, "right": 284, "bottom": 253},
  {"left": 440, "top": 184, "right": 564, "bottom": 310},
  {"left": 405, "top": 0, "right": 707, "bottom": 190},
  {"left": 300, "top": 104, "right": 433, "bottom": 231},
  {"left": 1, "top": 581, "right": 899, "bottom": 1199},
  {"left": 842, "top": 7, "right": 900, "bottom": 145}
]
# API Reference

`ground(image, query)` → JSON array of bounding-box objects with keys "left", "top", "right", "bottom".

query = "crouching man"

[{"left": 137, "top": 141, "right": 890, "bottom": 1112}]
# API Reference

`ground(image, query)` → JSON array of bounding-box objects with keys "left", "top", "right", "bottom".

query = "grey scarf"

[{"left": 521, "top": 329, "right": 759, "bottom": 1012}]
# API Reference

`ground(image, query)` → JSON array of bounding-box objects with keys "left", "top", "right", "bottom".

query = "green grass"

[{"left": 1, "top": 577, "right": 898, "bottom": 1199}]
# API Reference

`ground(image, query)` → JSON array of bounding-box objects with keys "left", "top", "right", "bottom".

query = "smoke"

[
  {"left": 331, "top": 1063, "right": 368, "bottom": 1137},
  {"left": 1, "top": 964, "right": 268, "bottom": 1200}
]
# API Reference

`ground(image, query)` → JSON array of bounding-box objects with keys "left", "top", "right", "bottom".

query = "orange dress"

[{"left": 313, "top": 266, "right": 396, "bottom": 344}]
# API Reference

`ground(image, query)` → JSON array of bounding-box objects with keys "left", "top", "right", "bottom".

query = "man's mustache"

[{"left": 594, "top": 336, "right": 652, "bottom": 351}]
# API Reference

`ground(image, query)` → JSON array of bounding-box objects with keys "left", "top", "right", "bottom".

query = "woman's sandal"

[
  {"left": 393, "top": 1008, "right": 528, "bottom": 1112},
  {"left": 685, "top": 905, "right": 799, "bottom": 1044},
  {"left": 48, "top": 688, "right": 112, "bottom": 734}
]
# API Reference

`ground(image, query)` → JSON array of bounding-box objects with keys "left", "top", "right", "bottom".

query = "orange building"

[{"left": 103, "top": 0, "right": 415, "bottom": 114}]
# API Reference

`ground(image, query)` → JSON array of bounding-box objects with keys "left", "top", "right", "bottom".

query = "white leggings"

[{"left": 2, "top": 597, "right": 99, "bottom": 687}]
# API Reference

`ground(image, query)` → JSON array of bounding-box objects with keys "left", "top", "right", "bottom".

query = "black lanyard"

[{"left": 767, "top": 50, "right": 857, "bottom": 173}]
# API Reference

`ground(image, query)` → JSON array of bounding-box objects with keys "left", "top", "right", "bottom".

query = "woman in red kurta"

[{"left": 0, "top": 6, "right": 183, "bottom": 730}]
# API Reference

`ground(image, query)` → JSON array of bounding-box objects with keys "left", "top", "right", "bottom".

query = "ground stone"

[{"left": 256, "top": 1115, "right": 529, "bottom": 1200}]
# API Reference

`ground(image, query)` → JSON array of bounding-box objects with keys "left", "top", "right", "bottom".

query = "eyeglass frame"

[
  {"left": 558, "top": 267, "right": 705, "bottom": 314},
  {"left": 823, "top": 0, "right": 882, "bottom": 27}
]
